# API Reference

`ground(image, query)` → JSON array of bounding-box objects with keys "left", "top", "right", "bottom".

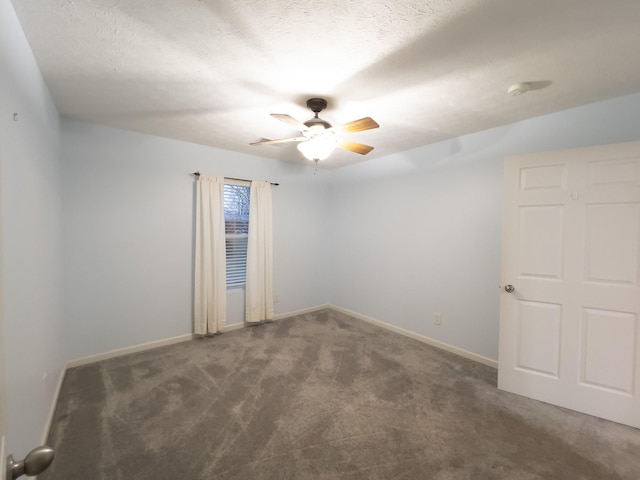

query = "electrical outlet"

[
  {"left": 273, "top": 294, "right": 280, "bottom": 303},
  {"left": 434, "top": 313, "right": 442, "bottom": 325}
]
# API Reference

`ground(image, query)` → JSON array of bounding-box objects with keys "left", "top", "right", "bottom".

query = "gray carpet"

[{"left": 42, "top": 309, "right": 639, "bottom": 479}]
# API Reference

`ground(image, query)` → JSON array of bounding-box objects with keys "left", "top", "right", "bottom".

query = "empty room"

[{"left": 1, "top": 0, "right": 639, "bottom": 479}]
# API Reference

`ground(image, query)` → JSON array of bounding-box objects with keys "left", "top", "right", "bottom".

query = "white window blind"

[{"left": 224, "top": 183, "right": 250, "bottom": 288}]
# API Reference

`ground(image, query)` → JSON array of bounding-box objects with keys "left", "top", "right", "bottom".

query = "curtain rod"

[{"left": 192, "top": 172, "right": 279, "bottom": 186}]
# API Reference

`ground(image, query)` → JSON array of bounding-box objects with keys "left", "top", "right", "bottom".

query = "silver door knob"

[
  {"left": 504, "top": 284, "right": 515, "bottom": 293},
  {"left": 7, "top": 446, "right": 54, "bottom": 480}
]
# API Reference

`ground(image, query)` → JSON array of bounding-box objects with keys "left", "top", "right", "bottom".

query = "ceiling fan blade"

[
  {"left": 338, "top": 141, "right": 375, "bottom": 155},
  {"left": 271, "top": 113, "right": 309, "bottom": 132},
  {"left": 250, "top": 136, "right": 306, "bottom": 146},
  {"left": 330, "top": 117, "right": 379, "bottom": 134}
]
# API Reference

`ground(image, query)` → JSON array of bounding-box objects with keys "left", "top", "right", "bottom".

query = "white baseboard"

[
  {"left": 222, "top": 322, "right": 245, "bottom": 332},
  {"left": 1, "top": 435, "right": 5, "bottom": 480},
  {"left": 41, "top": 365, "right": 67, "bottom": 447},
  {"left": 273, "top": 304, "right": 331, "bottom": 320},
  {"left": 223, "top": 304, "right": 330, "bottom": 330},
  {"left": 63, "top": 302, "right": 494, "bottom": 371},
  {"left": 67, "top": 333, "right": 194, "bottom": 368},
  {"left": 66, "top": 304, "right": 331, "bottom": 368},
  {"left": 329, "top": 305, "right": 498, "bottom": 369}
]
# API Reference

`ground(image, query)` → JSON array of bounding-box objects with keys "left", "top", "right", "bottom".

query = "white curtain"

[
  {"left": 194, "top": 174, "right": 226, "bottom": 334},
  {"left": 245, "top": 181, "right": 274, "bottom": 323}
]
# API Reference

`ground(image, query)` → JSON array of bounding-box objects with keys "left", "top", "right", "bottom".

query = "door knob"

[
  {"left": 504, "top": 284, "right": 515, "bottom": 293},
  {"left": 7, "top": 445, "right": 54, "bottom": 480}
]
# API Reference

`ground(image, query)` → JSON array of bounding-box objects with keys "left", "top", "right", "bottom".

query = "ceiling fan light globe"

[{"left": 297, "top": 136, "right": 337, "bottom": 161}]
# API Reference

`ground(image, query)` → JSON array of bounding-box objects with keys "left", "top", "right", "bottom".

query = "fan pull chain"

[{"left": 314, "top": 159, "right": 319, "bottom": 175}]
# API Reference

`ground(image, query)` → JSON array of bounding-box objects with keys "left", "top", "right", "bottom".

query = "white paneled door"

[{"left": 498, "top": 141, "right": 640, "bottom": 428}]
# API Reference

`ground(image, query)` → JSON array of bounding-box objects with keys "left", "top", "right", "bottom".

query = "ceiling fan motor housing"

[
  {"left": 305, "top": 98, "right": 332, "bottom": 129},
  {"left": 304, "top": 117, "right": 332, "bottom": 129}
]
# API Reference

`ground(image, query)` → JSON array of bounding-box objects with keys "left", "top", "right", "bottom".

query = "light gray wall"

[
  {"left": 61, "top": 120, "right": 331, "bottom": 360},
  {"left": 328, "top": 93, "right": 640, "bottom": 360},
  {"left": 0, "top": 0, "right": 66, "bottom": 456}
]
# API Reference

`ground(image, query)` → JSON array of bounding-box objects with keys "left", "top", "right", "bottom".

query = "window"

[{"left": 224, "top": 183, "right": 250, "bottom": 288}]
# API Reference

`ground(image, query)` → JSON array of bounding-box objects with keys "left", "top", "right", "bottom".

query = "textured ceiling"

[{"left": 10, "top": 0, "right": 640, "bottom": 169}]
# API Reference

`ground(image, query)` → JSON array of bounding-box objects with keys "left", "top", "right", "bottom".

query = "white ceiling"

[{"left": 11, "top": 0, "right": 640, "bottom": 169}]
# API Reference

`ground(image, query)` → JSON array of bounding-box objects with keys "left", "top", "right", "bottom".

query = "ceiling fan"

[{"left": 250, "top": 98, "right": 379, "bottom": 162}]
